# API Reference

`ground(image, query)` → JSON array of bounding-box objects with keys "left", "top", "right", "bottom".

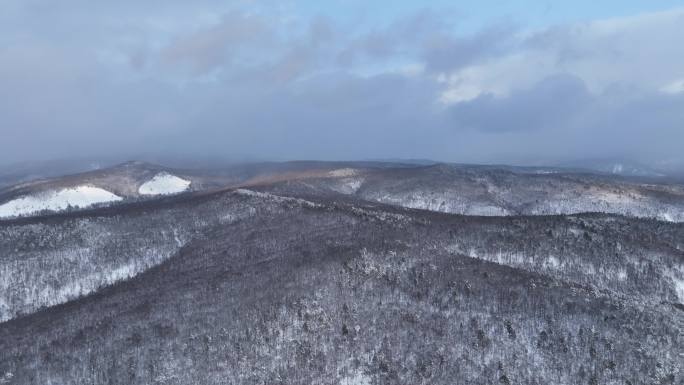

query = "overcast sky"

[{"left": 1, "top": 1, "right": 683, "bottom": 166}]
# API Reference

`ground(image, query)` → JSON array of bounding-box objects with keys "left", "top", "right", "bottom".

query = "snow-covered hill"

[
  {"left": 0, "top": 186, "right": 122, "bottom": 219},
  {"left": 261, "top": 164, "right": 684, "bottom": 222},
  {"left": 1, "top": 186, "right": 682, "bottom": 385},
  {"left": 138, "top": 173, "right": 191, "bottom": 195},
  {"left": 3, "top": 161, "right": 684, "bottom": 222},
  {"left": 0, "top": 160, "right": 682, "bottom": 384}
]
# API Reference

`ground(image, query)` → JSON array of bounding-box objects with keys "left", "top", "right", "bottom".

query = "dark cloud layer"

[
  {"left": 449, "top": 74, "right": 590, "bottom": 132},
  {"left": 0, "top": 2, "right": 683, "bottom": 167}
]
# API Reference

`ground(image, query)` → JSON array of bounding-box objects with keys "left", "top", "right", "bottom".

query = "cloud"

[
  {"left": 448, "top": 74, "right": 590, "bottom": 132},
  {"left": 0, "top": 2, "right": 682, "bottom": 167},
  {"left": 444, "top": 74, "right": 684, "bottom": 162},
  {"left": 160, "top": 12, "right": 274, "bottom": 74},
  {"left": 422, "top": 23, "right": 518, "bottom": 73},
  {"left": 142, "top": 71, "right": 450, "bottom": 161},
  {"left": 439, "top": 7, "right": 684, "bottom": 101},
  {"left": 661, "top": 79, "right": 684, "bottom": 94}
]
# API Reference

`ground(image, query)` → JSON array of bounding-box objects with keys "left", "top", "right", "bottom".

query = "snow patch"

[
  {"left": 593, "top": 190, "right": 639, "bottom": 205},
  {"left": 660, "top": 212, "right": 675, "bottom": 222},
  {"left": 329, "top": 168, "right": 358, "bottom": 178},
  {"left": 668, "top": 266, "right": 684, "bottom": 303},
  {"left": 0, "top": 186, "right": 122, "bottom": 218},
  {"left": 330, "top": 178, "right": 364, "bottom": 194},
  {"left": 568, "top": 228, "right": 583, "bottom": 237},
  {"left": 674, "top": 277, "right": 684, "bottom": 303},
  {"left": 340, "top": 371, "right": 371, "bottom": 385},
  {"left": 371, "top": 192, "right": 510, "bottom": 216},
  {"left": 544, "top": 256, "right": 561, "bottom": 269},
  {"left": 617, "top": 268, "right": 628, "bottom": 281},
  {"left": 345, "top": 179, "right": 363, "bottom": 192},
  {"left": 0, "top": 371, "right": 14, "bottom": 384},
  {"left": 235, "top": 189, "right": 324, "bottom": 209},
  {"left": 138, "top": 173, "right": 191, "bottom": 196}
]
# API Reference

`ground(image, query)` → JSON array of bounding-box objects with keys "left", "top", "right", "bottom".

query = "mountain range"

[{"left": 0, "top": 160, "right": 681, "bottom": 384}]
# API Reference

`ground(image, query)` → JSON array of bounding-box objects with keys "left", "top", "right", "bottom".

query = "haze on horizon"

[{"left": 1, "top": 1, "right": 683, "bottom": 168}]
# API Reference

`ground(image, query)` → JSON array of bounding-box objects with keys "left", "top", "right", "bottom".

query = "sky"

[{"left": 1, "top": 1, "right": 683, "bottom": 167}]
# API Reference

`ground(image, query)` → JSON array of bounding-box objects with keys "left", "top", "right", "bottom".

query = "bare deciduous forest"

[{"left": 0, "top": 163, "right": 682, "bottom": 384}]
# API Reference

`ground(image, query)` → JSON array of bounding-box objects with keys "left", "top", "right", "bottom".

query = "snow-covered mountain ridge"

[
  {"left": 4, "top": 161, "right": 683, "bottom": 222},
  {"left": 0, "top": 163, "right": 199, "bottom": 219},
  {"left": 260, "top": 163, "right": 684, "bottom": 222},
  {"left": 0, "top": 186, "right": 122, "bottom": 219},
  {"left": 138, "top": 173, "right": 191, "bottom": 196}
]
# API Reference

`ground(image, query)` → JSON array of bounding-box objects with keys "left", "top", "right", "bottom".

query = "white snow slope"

[
  {"left": 138, "top": 173, "right": 191, "bottom": 196},
  {"left": 328, "top": 168, "right": 359, "bottom": 178},
  {"left": 0, "top": 186, "right": 122, "bottom": 219}
]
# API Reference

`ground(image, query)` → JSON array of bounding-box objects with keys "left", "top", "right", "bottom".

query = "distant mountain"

[
  {"left": 0, "top": 158, "right": 113, "bottom": 189},
  {"left": 3, "top": 161, "right": 684, "bottom": 222},
  {"left": 556, "top": 158, "right": 668, "bottom": 178},
  {"left": 260, "top": 163, "right": 684, "bottom": 222},
  {"left": 0, "top": 162, "right": 196, "bottom": 219}
]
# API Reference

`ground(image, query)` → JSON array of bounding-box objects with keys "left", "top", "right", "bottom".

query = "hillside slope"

[
  {"left": 260, "top": 164, "right": 684, "bottom": 222},
  {"left": 0, "top": 189, "right": 682, "bottom": 384}
]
